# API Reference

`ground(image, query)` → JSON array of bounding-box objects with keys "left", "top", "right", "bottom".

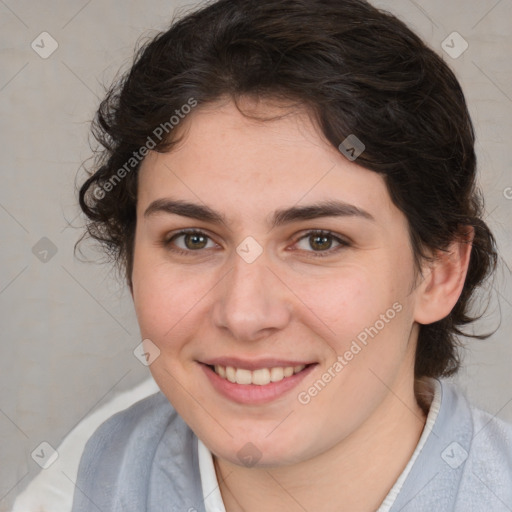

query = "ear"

[{"left": 413, "top": 227, "right": 474, "bottom": 325}]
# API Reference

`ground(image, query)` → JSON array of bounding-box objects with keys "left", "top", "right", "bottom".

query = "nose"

[{"left": 212, "top": 251, "right": 292, "bottom": 342}]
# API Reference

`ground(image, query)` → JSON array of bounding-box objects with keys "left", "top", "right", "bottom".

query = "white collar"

[{"left": 198, "top": 378, "right": 442, "bottom": 512}]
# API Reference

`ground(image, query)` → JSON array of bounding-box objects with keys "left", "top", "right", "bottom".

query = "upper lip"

[{"left": 201, "top": 357, "right": 316, "bottom": 371}]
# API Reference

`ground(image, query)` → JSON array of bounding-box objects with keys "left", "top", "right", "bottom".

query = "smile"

[
  {"left": 212, "top": 364, "right": 306, "bottom": 385},
  {"left": 200, "top": 360, "right": 317, "bottom": 405}
]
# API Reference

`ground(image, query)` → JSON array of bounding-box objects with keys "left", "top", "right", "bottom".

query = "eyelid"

[
  {"left": 165, "top": 227, "right": 214, "bottom": 242},
  {"left": 292, "top": 229, "right": 350, "bottom": 256},
  {"left": 164, "top": 228, "right": 220, "bottom": 250},
  {"left": 163, "top": 228, "right": 349, "bottom": 257}
]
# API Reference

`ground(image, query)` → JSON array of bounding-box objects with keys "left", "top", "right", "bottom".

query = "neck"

[{"left": 214, "top": 378, "right": 432, "bottom": 512}]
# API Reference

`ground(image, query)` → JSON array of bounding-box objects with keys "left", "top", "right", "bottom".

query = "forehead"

[{"left": 137, "top": 98, "right": 397, "bottom": 226}]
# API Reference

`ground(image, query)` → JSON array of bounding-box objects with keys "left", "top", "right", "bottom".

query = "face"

[{"left": 131, "top": 97, "right": 422, "bottom": 467}]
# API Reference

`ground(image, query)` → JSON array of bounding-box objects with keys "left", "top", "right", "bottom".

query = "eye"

[
  {"left": 164, "top": 229, "right": 217, "bottom": 253},
  {"left": 162, "top": 228, "right": 349, "bottom": 257},
  {"left": 294, "top": 230, "right": 348, "bottom": 256}
]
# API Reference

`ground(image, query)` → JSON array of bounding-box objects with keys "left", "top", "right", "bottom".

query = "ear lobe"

[{"left": 414, "top": 227, "right": 474, "bottom": 325}]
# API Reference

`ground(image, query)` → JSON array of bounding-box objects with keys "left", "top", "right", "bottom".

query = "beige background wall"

[{"left": 1, "top": 0, "right": 511, "bottom": 508}]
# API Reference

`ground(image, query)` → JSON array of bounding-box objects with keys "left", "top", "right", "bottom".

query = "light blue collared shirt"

[{"left": 72, "top": 379, "right": 512, "bottom": 511}]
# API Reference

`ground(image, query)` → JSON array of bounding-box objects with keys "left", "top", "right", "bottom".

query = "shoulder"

[
  {"left": 439, "top": 380, "right": 512, "bottom": 465},
  {"left": 444, "top": 381, "right": 512, "bottom": 465},
  {"left": 390, "top": 380, "right": 512, "bottom": 511},
  {"left": 86, "top": 389, "right": 174, "bottom": 442},
  {"left": 442, "top": 381, "right": 512, "bottom": 510},
  {"left": 469, "top": 404, "right": 512, "bottom": 457},
  {"left": 72, "top": 390, "right": 198, "bottom": 511},
  {"left": 12, "top": 377, "right": 160, "bottom": 512},
  {"left": 78, "top": 389, "right": 180, "bottom": 467},
  {"left": 462, "top": 403, "right": 512, "bottom": 505}
]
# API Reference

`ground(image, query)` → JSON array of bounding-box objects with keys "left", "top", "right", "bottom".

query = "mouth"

[
  {"left": 209, "top": 363, "right": 308, "bottom": 385},
  {"left": 198, "top": 359, "right": 317, "bottom": 405}
]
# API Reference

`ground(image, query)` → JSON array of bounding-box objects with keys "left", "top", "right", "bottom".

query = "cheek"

[
  {"left": 301, "top": 262, "right": 413, "bottom": 363},
  {"left": 299, "top": 266, "right": 387, "bottom": 337},
  {"left": 131, "top": 254, "right": 204, "bottom": 343}
]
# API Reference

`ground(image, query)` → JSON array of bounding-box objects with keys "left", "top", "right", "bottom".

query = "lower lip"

[{"left": 200, "top": 363, "right": 317, "bottom": 405}]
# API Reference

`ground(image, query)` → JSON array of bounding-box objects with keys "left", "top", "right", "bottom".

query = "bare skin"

[{"left": 130, "top": 97, "right": 472, "bottom": 511}]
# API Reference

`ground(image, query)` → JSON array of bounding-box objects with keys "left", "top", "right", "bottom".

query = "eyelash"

[{"left": 162, "top": 228, "right": 349, "bottom": 258}]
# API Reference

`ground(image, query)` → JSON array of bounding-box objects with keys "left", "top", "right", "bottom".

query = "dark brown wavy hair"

[{"left": 76, "top": 0, "right": 498, "bottom": 379}]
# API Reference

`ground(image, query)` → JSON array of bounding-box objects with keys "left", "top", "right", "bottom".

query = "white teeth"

[
  {"left": 226, "top": 366, "right": 236, "bottom": 383},
  {"left": 215, "top": 365, "right": 226, "bottom": 378},
  {"left": 213, "top": 364, "right": 306, "bottom": 385},
  {"left": 235, "top": 368, "right": 252, "bottom": 385},
  {"left": 270, "top": 367, "right": 284, "bottom": 382},
  {"left": 252, "top": 368, "right": 270, "bottom": 385}
]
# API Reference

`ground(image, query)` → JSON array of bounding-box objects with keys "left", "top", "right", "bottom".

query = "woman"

[{"left": 71, "top": 0, "right": 512, "bottom": 510}]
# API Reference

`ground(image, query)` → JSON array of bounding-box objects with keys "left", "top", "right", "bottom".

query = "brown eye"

[
  {"left": 309, "top": 233, "right": 333, "bottom": 251},
  {"left": 295, "top": 230, "right": 348, "bottom": 255},
  {"left": 183, "top": 232, "right": 208, "bottom": 250},
  {"left": 166, "top": 230, "right": 215, "bottom": 253}
]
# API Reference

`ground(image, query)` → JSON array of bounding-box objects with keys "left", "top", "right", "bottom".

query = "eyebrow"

[{"left": 143, "top": 198, "right": 375, "bottom": 228}]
